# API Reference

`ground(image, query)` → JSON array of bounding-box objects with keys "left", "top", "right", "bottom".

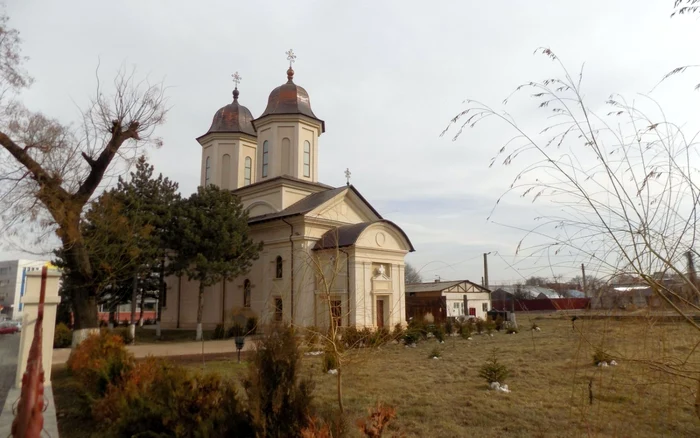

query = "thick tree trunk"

[
  {"left": 71, "top": 293, "right": 100, "bottom": 347},
  {"left": 129, "top": 274, "right": 137, "bottom": 343},
  {"left": 196, "top": 282, "right": 205, "bottom": 341},
  {"left": 138, "top": 291, "right": 145, "bottom": 327}
]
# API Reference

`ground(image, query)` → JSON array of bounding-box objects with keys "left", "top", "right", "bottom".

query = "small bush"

[
  {"left": 475, "top": 317, "right": 485, "bottom": 334},
  {"left": 305, "top": 327, "right": 321, "bottom": 346},
  {"left": 322, "top": 349, "right": 338, "bottom": 372},
  {"left": 495, "top": 315, "right": 505, "bottom": 331},
  {"left": 357, "top": 402, "right": 397, "bottom": 438},
  {"left": 392, "top": 322, "right": 404, "bottom": 340},
  {"left": 227, "top": 322, "right": 245, "bottom": 338},
  {"left": 506, "top": 326, "right": 519, "bottom": 334},
  {"left": 212, "top": 323, "right": 226, "bottom": 339},
  {"left": 246, "top": 316, "right": 258, "bottom": 335},
  {"left": 54, "top": 322, "right": 72, "bottom": 348},
  {"left": 479, "top": 351, "right": 510, "bottom": 384},
  {"left": 93, "top": 357, "right": 253, "bottom": 437},
  {"left": 531, "top": 322, "right": 540, "bottom": 331},
  {"left": 432, "top": 325, "right": 446, "bottom": 343},
  {"left": 593, "top": 349, "right": 614, "bottom": 365},
  {"left": 343, "top": 326, "right": 362, "bottom": 348},
  {"left": 460, "top": 323, "right": 473, "bottom": 339},
  {"left": 484, "top": 317, "right": 496, "bottom": 335},
  {"left": 369, "top": 327, "right": 391, "bottom": 347},
  {"left": 109, "top": 327, "right": 132, "bottom": 344},
  {"left": 67, "top": 332, "right": 134, "bottom": 399},
  {"left": 245, "top": 325, "right": 315, "bottom": 437},
  {"left": 429, "top": 347, "right": 441, "bottom": 359},
  {"left": 403, "top": 330, "right": 421, "bottom": 345},
  {"left": 445, "top": 319, "right": 454, "bottom": 336}
]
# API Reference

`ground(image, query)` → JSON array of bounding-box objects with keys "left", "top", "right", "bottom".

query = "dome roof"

[
  {"left": 255, "top": 67, "right": 325, "bottom": 132},
  {"left": 204, "top": 88, "right": 257, "bottom": 137}
]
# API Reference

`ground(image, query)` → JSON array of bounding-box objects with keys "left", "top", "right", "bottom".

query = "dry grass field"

[{"left": 54, "top": 314, "right": 700, "bottom": 437}]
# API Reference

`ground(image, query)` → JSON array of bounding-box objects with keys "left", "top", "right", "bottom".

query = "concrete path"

[
  {"left": 0, "top": 333, "right": 19, "bottom": 409},
  {"left": 53, "top": 338, "right": 258, "bottom": 365}
]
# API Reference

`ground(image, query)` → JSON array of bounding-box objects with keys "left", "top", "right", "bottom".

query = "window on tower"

[
  {"left": 205, "top": 156, "right": 211, "bottom": 185},
  {"left": 244, "top": 157, "right": 252, "bottom": 186},
  {"left": 275, "top": 256, "right": 283, "bottom": 279},
  {"left": 262, "top": 141, "right": 269, "bottom": 178},
  {"left": 303, "top": 141, "right": 311, "bottom": 177}
]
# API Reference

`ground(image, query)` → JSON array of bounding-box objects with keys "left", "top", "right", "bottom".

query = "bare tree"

[
  {"left": 404, "top": 262, "right": 422, "bottom": 284},
  {"left": 0, "top": 13, "right": 167, "bottom": 343},
  {"left": 443, "top": 48, "right": 700, "bottom": 418}
]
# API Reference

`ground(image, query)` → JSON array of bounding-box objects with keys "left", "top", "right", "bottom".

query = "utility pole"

[
  {"left": 581, "top": 263, "right": 588, "bottom": 298},
  {"left": 483, "top": 253, "right": 489, "bottom": 290}
]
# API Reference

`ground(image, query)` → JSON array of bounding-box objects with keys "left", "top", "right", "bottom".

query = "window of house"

[
  {"left": 275, "top": 256, "right": 283, "bottom": 279},
  {"left": 303, "top": 140, "right": 311, "bottom": 177},
  {"left": 274, "top": 297, "right": 283, "bottom": 322},
  {"left": 331, "top": 300, "right": 342, "bottom": 328},
  {"left": 244, "top": 156, "right": 252, "bottom": 185},
  {"left": 243, "top": 279, "right": 251, "bottom": 308},
  {"left": 0, "top": 267, "right": 10, "bottom": 275},
  {"left": 205, "top": 156, "right": 211, "bottom": 185},
  {"left": 469, "top": 307, "right": 476, "bottom": 316},
  {"left": 262, "top": 141, "right": 269, "bottom": 178},
  {"left": 482, "top": 303, "right": 488, "bottom": 312}
]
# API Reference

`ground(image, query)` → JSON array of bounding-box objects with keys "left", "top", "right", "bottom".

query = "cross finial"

[
  {"left": 231, "top": 71, "right": 242, "bottom": 88},
  {"left": 344, "top": 168, "right": 351, "bottom": 186},
  {"left": 286, "top": 49, "right": 296, "bottom": 67}
]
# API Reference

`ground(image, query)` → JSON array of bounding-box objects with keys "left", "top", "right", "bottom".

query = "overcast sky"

[{"left": 2, "top": 1, "right": 700, "bottom": 285}]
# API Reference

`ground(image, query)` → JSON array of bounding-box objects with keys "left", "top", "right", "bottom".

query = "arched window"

[
  {"left": 205, "top": 156, "right": 211, "bottom": 185},
  {"left": 244, "top": 156, "right": 252, "bottom": 186},
  {"left": 262, "top": 141, "right": 269, "bottom": 178},
  {"left": 243, "top": 279, "right": 251, "bottom": 308},
  {"left": 303, "top": 140, "right": 311, "bottom": 177},
  {"left": 221, "top": 154, "right": 231, "bottom": 188},
  {"left": 275, "top": 256, "right": 283, "bottom": 279}
]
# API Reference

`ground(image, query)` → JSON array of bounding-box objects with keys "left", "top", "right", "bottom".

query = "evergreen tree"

[{"left": 168, "top": 185, "right": 262, "bottom": 341}]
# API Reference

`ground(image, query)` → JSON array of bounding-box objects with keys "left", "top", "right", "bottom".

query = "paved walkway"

[
  {"left": 53, "top": 338, "right": 257, "bottom": 365},
  {"left": 0, "top": 333, "right": 19, "bottom": 409}
]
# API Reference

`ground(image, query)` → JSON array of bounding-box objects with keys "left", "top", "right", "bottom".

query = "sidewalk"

[{"left": 53, "top": 338, "right": 258, "bottom": 365}]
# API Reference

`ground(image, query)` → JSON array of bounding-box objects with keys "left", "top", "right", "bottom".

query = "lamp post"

[{"left": 235, "top": 335, "right": 245, "bottom": 363}]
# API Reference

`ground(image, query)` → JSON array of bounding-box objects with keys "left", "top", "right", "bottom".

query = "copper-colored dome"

[
  {"left": 205, "top": 88, "right": 257, "bottom": 137},
  {"left": 254, "top": 68, "right": 325, "bottom": 132}
]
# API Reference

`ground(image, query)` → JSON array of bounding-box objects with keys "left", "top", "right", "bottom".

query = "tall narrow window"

[
  {"left": 243, "top": 279, "right": 251, "bottom": 308},
  {"left": 275, "top": 256, "right": 283, "bottom": 279},
  {"left": 244, "top": 157, "right": 252, "bottom": 186},
  {"left": 274, "top": 297, "right": 283, "bottom": 322},
  {"left": 205, "top": 156, "right": 211, "bottom": 185},
  {"left": 303, "top": 141, "right": 311, "bottom": 177},
  {"left": 262, "top": 141, "right": 269, "bottom": 178}
]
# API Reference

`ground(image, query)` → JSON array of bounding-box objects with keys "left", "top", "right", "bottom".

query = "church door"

[{"left": 376, "top": 299, "right": 384, "bottom": 328}]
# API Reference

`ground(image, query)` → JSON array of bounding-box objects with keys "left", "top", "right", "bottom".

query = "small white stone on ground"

[
  {"left": 440, "top": 341, "right": 445, "bottom": 344},
  {"left": 304, "top": 351, "right": 323, "bottom": 356},
  {"left": 432, "top": 356, "right": 439, "bottom": 360},
  {"left": 490, "top": 382, "right": 500, "bottom": 390},
  {"left": 597, "top": 361, "right": 608, "bottom": 367},
  {"left": 609, "top": 360, "right": 618, "bottom": 366},
  {"left": 327, "top": 369, "right": 338, "bottom": 375},
  {"left": 467, "top": 337, "right": 473, "bottom": 341}
]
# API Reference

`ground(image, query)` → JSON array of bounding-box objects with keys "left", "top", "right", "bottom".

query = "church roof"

[
  {"left": 313, "top": 220, "right": 415, "bottom": 252},
  {"left": 200, "top": 88, "right": 257, "bottom": 139},
  {"left": 247, "top": 184, "right": 384, "bottom": 226},
  {"left": 253, "top": 67, "right": 325, "bottom": 132}
]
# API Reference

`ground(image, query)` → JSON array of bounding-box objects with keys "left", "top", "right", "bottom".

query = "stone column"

[{"left": 15, "top": 268, "right": 61, "bottom": 388}]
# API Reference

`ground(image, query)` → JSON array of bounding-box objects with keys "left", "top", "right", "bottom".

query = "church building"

[{"left": 160, "top": 55, "right": 414, "bottom": 331}]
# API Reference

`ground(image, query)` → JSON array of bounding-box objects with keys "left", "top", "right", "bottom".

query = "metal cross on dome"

[
  {"left": 231, "top": 71, "right": 242, "bottom": 88},
  {"left": 286, "top": 49, "right": 297, "bottom": 67},
  {"left": 344, "top": 168, "right": 351, "bottom": 186}
]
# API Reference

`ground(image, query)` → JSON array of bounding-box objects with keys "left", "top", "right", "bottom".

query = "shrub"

[
  {"left": 403, "top": 330, "right": 421, "bottom": 345},
  {"left": 392, "top": 322, "right": 404, "bottom": 340},
  {"left": 322, "top": 348, "right": 338, "bottom": 372},
  {"left": 357, "top": 402, "right": 397, "bottom": 438},
  {"left": 369, "top": 327, "right": 391, "bottom": 347},
  {"left": 506, "top": 326, "right": 519, "bottom": 334},
  {"left": 479, "top": 351, "right": 510, "bottom": 384},
  {"left": 305, "top": 326, "right": 321, "bottom": 346},
  {"left": 342, "top": 326, "right": 362, "bottom": 348},
  {"left": 212, "top": 323, "right": 226, "bottom": 340},
  {"left": 429, "top": 347, "right": 441, "bottom": 359},
  {"left": 246, "top": 316, "right": 258, "bottom": 335},
  {"left": 67, "top": 332, "right": 134, "bottom": 399},
  {"left": 460, "top": 323, "right": 473, "bottom": 339},
  {"left": 531, "top": 322, "right": 540, "bottom": 331},
  {"left": 93, "top": 357, "right": 253, "bottom": 437},
  {"left": 484, "top": 317, "right": 496, "bottom": 335},
  {"left": 227, "top": 322, "right": 245, "bottom": 338},
  {"left": 432, "top": 324, "right": 446, "bottom": 343},
  {"left": 495, "top": 315, "right": 505, "bottom": 331},
  {"left": 110, "top": 327, "right": 132, "bottom": 344},
  {"left": 593, "top": 349, "right": 614, "bottom": 365},
  {"left": 54, "top": 322, "right": 72, "bottom": 348},
  {"left": 475, "top": 317, "right": 485, "bottom": 334},
  {"left": 445, "top": 318, "right": 454, "bottom": 336},
  {"left": 245, "top": 325, "right": 315, "bottom": 437}
]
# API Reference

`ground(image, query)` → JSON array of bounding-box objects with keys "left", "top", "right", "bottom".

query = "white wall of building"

[{"left": 0, "top": 259, "right": 50, "bottom": 320}]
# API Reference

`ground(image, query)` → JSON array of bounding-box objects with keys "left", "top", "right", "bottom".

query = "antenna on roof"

[{"left": 344, "top": 168, "right": 351, "bottom": 186}]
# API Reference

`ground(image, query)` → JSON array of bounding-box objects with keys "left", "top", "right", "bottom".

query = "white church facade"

[{"left": 160, "top": 59, "right": 414, "bottom": 331}]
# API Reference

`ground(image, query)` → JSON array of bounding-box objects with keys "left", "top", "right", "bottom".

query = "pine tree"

[{"left": 168, "top": 185, "right": 262, "bottom": 341}]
